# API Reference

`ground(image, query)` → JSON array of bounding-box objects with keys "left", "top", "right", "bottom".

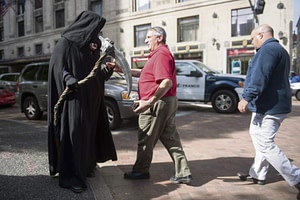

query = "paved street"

[{"left": 1, "top": 99, "right": 300, "bottom": 200}]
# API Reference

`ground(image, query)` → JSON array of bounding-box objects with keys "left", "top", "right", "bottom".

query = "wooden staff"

[{"left": 53, "top": 54, "right": 107, "bottom": 126}]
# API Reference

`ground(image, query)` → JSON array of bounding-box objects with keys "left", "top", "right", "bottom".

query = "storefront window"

[
  {"left": 131, "top": 57, "right": 148, "bottom": 69},
  {"left": 227, "top": 48, "right": 255, "bottom": 74},
  {"left": 231, "top": 7, "right": 254, "bottom": 37}
]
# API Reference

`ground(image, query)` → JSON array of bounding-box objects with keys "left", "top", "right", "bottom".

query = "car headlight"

[{"left": 122, "top": 90, "right": 139, "bottom": 101}]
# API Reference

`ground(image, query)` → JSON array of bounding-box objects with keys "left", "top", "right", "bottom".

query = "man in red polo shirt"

[{"left": 113, "top": 26, "right": 192, "bottom": 184}]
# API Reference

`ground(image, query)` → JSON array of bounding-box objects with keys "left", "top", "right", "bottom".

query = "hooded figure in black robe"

[{"left": 48, "top": 11, "right": 117, "bottom": 192}]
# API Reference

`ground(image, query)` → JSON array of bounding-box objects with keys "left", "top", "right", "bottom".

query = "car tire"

[
  {"left": 211, "top": 89, "right": 238, "bottom": 113},
  {"left": 105, "top": 100, "right": 122, "bottom": 130},
  {"left": 23, "top": 96, "right": 43, "bottom": 120},
  {"left": 296, "top": 90, "right": 300, "bottom": 101}
]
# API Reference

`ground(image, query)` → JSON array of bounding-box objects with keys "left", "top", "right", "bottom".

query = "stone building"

[
  {"left": 0, "top": 0, "right": 295, "bottom": 74},
  {"left": 296, "top": 17, "right": 300, "bottom": 74}
]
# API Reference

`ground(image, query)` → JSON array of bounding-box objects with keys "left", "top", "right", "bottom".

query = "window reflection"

[{"left": 231, "top": 7, "right": 254, "bottom": 37}]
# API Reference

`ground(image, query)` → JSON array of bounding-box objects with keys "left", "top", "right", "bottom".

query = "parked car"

[
  {"left": 0, "top": 66, "right": 12, "bottom": 74},
  {"left": 291, "top": 82, "right": 300, "bottom": 101},
  {"left": 16, "top": 62, "right": 138, "bottom": 130},
  {"left": 0, "top": 87, "right": 16, "bottom": 107},
  {"left": 175, "top": 60, "right": 245, "bottom": 113},
  {"left": 0, "top": 72, "right": 20, "bottom": 92}
]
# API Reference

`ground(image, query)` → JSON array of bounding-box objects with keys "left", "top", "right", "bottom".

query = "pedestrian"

[
  {"left": 48, "top": 11, "right": 117, "bottom": 193},
  {"left": 237, "top": 24, "right": 300, "bottom": 199},
  {"left": 111, "top": 26, "right": 192, "bottom": 184},
  {"left": 290, "top": 72, "right": 300, "bottom": 83}
]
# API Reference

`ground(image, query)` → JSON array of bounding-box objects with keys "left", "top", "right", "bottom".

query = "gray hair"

[{"left": 149, "top": 26, "right": 166, "bottom": 44}]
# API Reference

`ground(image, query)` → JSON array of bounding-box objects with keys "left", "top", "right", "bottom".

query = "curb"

[{"left": 94, "top": 161, "right": 148, "bottom": 200}]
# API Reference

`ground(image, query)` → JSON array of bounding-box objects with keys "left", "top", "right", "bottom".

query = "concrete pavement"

[
  {"left": 1, "top": 99, "right": 299, "bottom": 199},
  {"left": 96, "top": 98, "right": 300, "bottom": 200}
]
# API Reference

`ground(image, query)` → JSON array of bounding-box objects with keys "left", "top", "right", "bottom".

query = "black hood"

[{"left": 61, "top": 10, "right": 106, "bottom": 49}]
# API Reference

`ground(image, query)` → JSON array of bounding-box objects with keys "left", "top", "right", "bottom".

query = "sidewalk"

[{"left": 93, "top": 99, "right": 300, "bottom": 200}]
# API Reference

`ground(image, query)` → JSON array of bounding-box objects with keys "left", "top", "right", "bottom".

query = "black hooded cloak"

[{"left": 48, "top": 11, "right": 117, "bottom": 189}]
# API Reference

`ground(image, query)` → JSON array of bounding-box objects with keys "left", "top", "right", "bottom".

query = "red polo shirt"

[{"left": 138, "top": 45, "right": 177, "bottom": 100}]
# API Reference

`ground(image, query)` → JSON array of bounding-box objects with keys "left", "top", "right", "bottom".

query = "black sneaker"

[
  {"left": 124, "top": 171, "right": 150, "bottom": 180},
  {"left": 252, "top": 178, "right": 265, "bottom": 185},
  {"left": 237, "top": 172, "right": 249, "bottom": 181},
  {"left": 170, "top": 175, "right": 192, "bottom": 184}
]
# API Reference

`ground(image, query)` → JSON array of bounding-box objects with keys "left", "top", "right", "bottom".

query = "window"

[
  {"left": 55, "top": 9, "right": 65, "bottom": 28},
  {"left": 177, "top": 16, "right": 199, "bottom": 42},
  {"left": 35, "top": 15, "right": 43, "bottom": 33},
  {"left": 135, "top": 0, "right": 151, "bottom": 12},
  {"left": 178, "top": 0, "right": 192, "bottom": 2},
  {"left": 35, "top": 0, "right": 42, "bottom": 9},
  {"left": 18, "top": 47, "right": 24, "bottom": 57},
  {"left": 0, "top": 74, "right": 18, "bottom": 81},
  {"left": 23, "top": 66, "right": 39, "bottom": 81},
  {"left": 37, "top": 65, "right": 48, "bottom": 81},
  {"left": 90, "top": 0, "right": 102, "bottom": 16},
  {"left": 176, "top": 62, "right": 197, "bottom": 76},
  {"left": 35, "top": 44, "right": 42, "bottom": 55},
  {"left": 18, "top": 21, "right": 25, "bottom": 37},
  {"left": 134, "top": 24, "right": 151, "bottom": 47},
  {"left": 0, "top": 26, "right": 3, "bottom": 41},
  {"left": 17, "top": 0, "right": 25, "bottom": 15},
  {"left": 231, "top": 7, "right": 254, "bottom": 37},
  {"left": 0, "top": 50, "right": 3, "bottom": 60}
]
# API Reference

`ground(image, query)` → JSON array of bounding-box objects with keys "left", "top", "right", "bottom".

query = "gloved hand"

[
  {"left": 68, "top": 82, "right": 79, "bottom": 92},
  {"left": 63, "top": 70, "right": 79, "bottom": 92}
]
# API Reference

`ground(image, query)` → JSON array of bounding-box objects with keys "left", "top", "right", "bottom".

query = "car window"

[
  {"left": 1, "top": 75, "right": 16, "bottom": 81},
  {"left": 37, "top": 65, "right": 48, "bottom": 81},
  {"left": 23, "top": 66, "right": 39, "bottom": 81},
  {"left": 192, "top": 61, "right": 216, "bottom": 74},
  {"left": 175, "top": 62, "right": 197, "bottom": 76}
]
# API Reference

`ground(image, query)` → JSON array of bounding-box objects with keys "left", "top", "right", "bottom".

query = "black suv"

[{"left": 16, "top": 62, "right": 138, "bottom": 129}]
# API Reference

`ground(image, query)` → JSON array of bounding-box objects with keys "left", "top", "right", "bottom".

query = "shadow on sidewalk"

[
  {"left": 117, "top": 157, "right": 284, "bottom": 199},
  {"left": 0, "top": 174, "right": 95, "bottom": 199}
]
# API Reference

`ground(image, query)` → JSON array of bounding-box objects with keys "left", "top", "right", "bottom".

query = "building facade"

[
  {"left": 296, "top": 17, "right": 300, "bottom": 74},
  {"left": 0, "top": 0, "right": 295, "bottom": 74}
]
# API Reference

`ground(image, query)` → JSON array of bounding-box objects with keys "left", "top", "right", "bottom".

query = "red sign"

[
  {"left": 132, "top": 57, "right": 148, "bottom": 62},
  {"left": 228, "top": 48, "right": 255, "bottom": 56}
]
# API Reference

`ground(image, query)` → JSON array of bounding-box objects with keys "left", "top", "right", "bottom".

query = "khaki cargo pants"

[{"left": 132, "top": 96, "right": 191, "bottom": 178}]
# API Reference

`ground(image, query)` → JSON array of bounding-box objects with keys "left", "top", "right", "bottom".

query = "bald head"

[
  {"left": 253, "top": 24, "right": 274, "bottom": 37},
  {"left": 251, "top": 24, "right": 274, "bottom": 49}
]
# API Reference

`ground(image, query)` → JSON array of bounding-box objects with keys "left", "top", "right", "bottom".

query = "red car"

[{"left": 0, "top": 88, "right": 16, "bottom": 106}]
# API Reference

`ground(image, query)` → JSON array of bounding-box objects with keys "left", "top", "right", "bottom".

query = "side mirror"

[{"left": 189, "top": 70, "right": 202, "bottom": 77}]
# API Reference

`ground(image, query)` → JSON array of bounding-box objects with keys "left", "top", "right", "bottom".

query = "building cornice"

[{"left": 105, "top": 0, "right": 241, "bottom": 25}]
